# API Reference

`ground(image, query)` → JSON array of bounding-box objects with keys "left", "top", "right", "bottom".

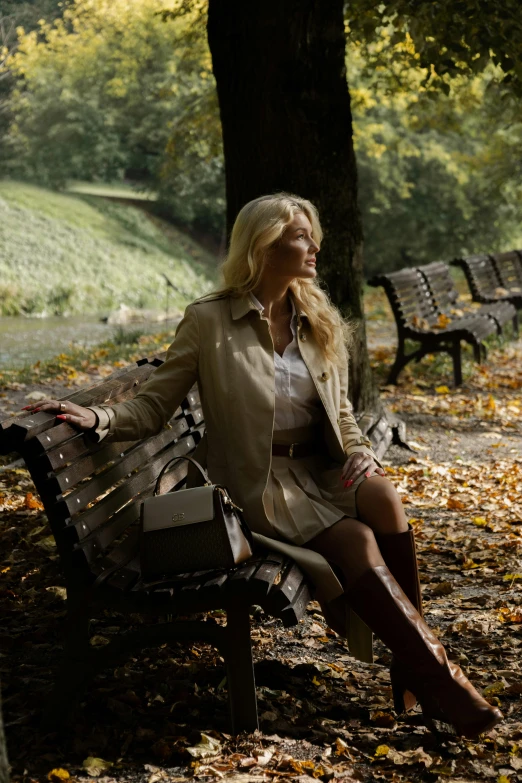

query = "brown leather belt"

[{"left": 271, "top": 441, "right": 318, "bottom": 459}]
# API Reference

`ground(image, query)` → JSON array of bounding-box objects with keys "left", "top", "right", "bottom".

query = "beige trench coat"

[{"left": 93, "top": 294, "right": 379, "bottom": 661}]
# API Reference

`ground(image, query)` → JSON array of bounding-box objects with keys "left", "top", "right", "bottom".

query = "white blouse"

[{"left": 249, "top": 294, "right": 322, "bottom": 431}]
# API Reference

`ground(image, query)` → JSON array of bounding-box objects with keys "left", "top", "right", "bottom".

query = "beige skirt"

[
  {"left": 263, "top": 426, "right": 368, "bottom": 546},
  {"left": 253, "top": 425, "right": 373, "bottom": 663}
]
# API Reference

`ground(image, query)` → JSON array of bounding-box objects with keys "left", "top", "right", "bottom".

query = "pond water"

[{"left": 0, "top": 315, "right": 173, "bottom": 368}]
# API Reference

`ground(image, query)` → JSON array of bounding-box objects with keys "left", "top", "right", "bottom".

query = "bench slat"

[
  {"left": 44, "top": 425, "right": 192, "bottom": 511},
  {"left": 51, "top": 416, "right": 189, "bottom": 491}
]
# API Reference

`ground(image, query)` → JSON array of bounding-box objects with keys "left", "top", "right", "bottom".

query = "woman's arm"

[
  {"left": 22, "top": 305, "right": 200, "bottom": 442},
  {"left": 338, "top": 349, "right": 385, "bottom": 485},
  {"left": 95, "top": 305, "right": 200, "bottom": 441}
]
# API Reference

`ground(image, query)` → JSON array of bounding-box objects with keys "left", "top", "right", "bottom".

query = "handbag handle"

[{"left": 154, "top": 454, "right": 211, "bottom": 496}]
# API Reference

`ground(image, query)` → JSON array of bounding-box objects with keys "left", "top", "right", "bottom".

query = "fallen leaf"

[
  {"left": 25, "top": 391, "right": 49, "bottom": 401},
  {"left": 186, "top": 732, "right": 222, "bottom": 760},
  {"left": 82, "top": 757, "right": 113, "bottom": 777},
  {"left": 47, "top": 770, "right": 70, "bottom": 782}
]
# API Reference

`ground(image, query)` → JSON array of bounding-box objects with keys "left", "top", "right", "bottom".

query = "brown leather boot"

[
  {"left": 346, "top": 566, "right": 502, "bottom": 738},
  {"left": 376, "top": 526, "right": 423, "bottom": 713},
  {"left": 376, "top": 525, "right": 423, "bottom": 615}
]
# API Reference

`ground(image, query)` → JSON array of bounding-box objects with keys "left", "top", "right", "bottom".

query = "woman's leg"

[
  {"left": 307, "top": 517, "right": 502, "bottom": 738},
  {"left": 356, "top": 476, "right": 423, "bottom": 710},
  {"left": 307, "top": 516, "right": 385, "bottom": 587},
  {"left": 355, "top": 475, "right": 409, "bottom": 535}
]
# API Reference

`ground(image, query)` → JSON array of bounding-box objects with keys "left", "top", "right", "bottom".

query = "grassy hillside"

[{"left": 0, "top": 181, "right": 218, "bottom": 316}]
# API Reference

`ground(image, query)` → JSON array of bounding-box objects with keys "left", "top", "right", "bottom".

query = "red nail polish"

[
  {"left": 21, "top": 405, "right": 30, "bottom": 410},
  {"left": 346, "top": 480, "right": 353, "bottom": 488},
  {"left": 365, "top": 471, "right": 371, "bottom": 477},
  {"left": 33, "top": 408, "right": 41, "bottom": 412},
  {"left": 56, "top": 414, "right": 67, "bottom": 420}
]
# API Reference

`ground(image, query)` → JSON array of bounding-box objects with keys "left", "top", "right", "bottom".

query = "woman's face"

[{"left": 265, "top": 212, "right": 320, "bottom": 282}]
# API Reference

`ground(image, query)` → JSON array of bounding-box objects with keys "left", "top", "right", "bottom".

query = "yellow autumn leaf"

[
  {"left": 47, "top": 770, "right": 70, "bottom": 782},
  {"left": 503, "top": 574, "right": 522, "bottom": 581},
  {"left": 435, "top": 385, "right": 450, "bottom": 394},
  {"left": 436, "top": 313, "right": 451, "bottom": 328},
  {"left": 483, "top": 681, "right": 504, "bottom": 696},
  {"left": 499, "top": 606, "right": 522, "bottom": 623},
  {"left": 375, "top": 745, "right": 390, "bottom": 757},
  {"left": 473, "top": 517, "right": 488, "bottom": 526},
  {"left": 312, "top": 675, "right": 322, "bottom": 686},
  {"left": 487, "top": 394, "right": 496, "bottom": 410}
]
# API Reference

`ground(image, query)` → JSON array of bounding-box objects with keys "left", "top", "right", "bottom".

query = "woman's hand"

[
  {"left": 21, "top": 400, "right": 97, "bottom": 431},
  {"left": 341, "top": 452, "right": 385, "bottom": 488}
]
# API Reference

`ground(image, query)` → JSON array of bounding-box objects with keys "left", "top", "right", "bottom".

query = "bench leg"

[
  {"left": 225, "top": 606, "right": 258, "bottom": 733},
  {"left": 471, "top": 341, "right": 486, "bottom": 364},
  {"left": 451, "top": 341, "right": 463, "bottom": 386},
  {"left": 42, "top": 612, "right": 92, "bottom": 729},
  {"left": 387, "top": 338, "right": 410, "bottom": 384}
]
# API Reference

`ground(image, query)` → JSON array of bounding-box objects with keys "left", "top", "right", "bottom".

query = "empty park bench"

[
  {"left": 0, "top": 358, "right": 313, "bottom": 733},
  {"left": 490, "top": 251, "right": 522, "bottom": 307},
  {"left": 417, "top": 261, "right": 518, "bottom": 338},
  {"left": 452, "top": 252, "right": 522, "bottom": 316},
  {"left": 369, "top": 266, "right": 500, "bottom": 386}
]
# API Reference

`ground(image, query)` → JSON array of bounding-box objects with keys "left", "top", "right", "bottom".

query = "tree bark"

[
  {"left": 207, "top": 0, "right": 377, "bottom": 411},
  {"left": 0, "top": 686, "right": 9, "bottom": 783}
]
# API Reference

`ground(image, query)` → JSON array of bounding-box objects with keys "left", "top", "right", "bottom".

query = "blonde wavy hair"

[{"left": 208, "top": 193, "right": 352, "bottom": 364}]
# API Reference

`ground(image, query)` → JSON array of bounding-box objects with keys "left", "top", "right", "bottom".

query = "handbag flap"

[{"left": 141, "top": 485, "right": 215, "bottom": 532}]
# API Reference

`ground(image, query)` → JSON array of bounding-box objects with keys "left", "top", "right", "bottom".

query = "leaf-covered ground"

[{"left": 0, "top": 289, "right": 521, "bottom": 783}]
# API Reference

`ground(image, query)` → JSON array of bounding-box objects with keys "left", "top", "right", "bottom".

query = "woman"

[{"left": 24, "top": 193, "right": 501, "bottom": 738}]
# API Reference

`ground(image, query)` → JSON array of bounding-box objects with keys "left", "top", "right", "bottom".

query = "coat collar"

[{"left": 229, "top": 293, "right": 307, "bottom": 321}]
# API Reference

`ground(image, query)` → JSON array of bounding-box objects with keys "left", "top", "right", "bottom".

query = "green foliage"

[
  {"left": 3, "top": 0, "right": 522, "bottom": 276},
  {"left": 0, "top": 180, "right": 216, "bottom": 316},
  {"left": 347, "top": 29, "right": 522, "bottom": 274},
  {"left": 346, "top": 0, "right": 522, "bottom": 96},
  {"left": 3, "top": 0, "right": 224, "bottom": 234}
]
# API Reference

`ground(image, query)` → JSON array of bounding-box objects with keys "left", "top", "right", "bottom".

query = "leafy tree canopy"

[
  {"left": 2, "top": 0, "right": 522, "bottom": 271},
  {"left": 346, "top": 0, "right": 522, "bottom": 97}
]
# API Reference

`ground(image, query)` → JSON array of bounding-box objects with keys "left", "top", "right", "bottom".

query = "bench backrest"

[
  {"left": 491, "top": 251, "right": 522, "bottom": 292},
  {"left": 0, "top": 356, "right": 204, "bottom": 596},
  {"left": 369, "top": 267, "right": 439, "bottom": 332},
  {"left": 416, "top": 261, "right": 459, "bottom": 314},
  {"left": 452, "top": 254, "right": 501, "bottom": 302}
]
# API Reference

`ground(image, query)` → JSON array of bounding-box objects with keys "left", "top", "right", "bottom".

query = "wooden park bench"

[
  {"left": 490, "top": 251, "right": 522, "bottom": 308},
  {"left": 417, "top": 261, "right": 518, "bottom": 338},
  {"left": 452, "top": 253, "right": 522, "bottom": 317},
  {"left": 0, "top": 356, "right": 390, "bottom": 733},
  {"left": 0, "top": 359, "right": 313, "bottom": 733},
  {"left": 369, "top": 265, "right": 501, "bottom": 386}
]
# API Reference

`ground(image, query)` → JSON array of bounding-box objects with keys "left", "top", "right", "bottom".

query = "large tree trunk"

[
  {"left": 207, "top": 0, "right": 377, "bottom": 411},
  {"left": 0, "top": 687, "right": 9, "bottom": 783}
]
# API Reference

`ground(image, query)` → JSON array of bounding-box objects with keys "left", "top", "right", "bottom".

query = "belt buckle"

[{"left": 289, "top": 443, "right": 297, "bottom": 459}]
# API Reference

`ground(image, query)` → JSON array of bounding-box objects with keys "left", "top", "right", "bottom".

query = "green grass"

[{"left": 0, "top": 180, "right": 218, "bottom": 316}]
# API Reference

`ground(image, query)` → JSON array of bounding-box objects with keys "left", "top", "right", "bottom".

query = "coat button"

[{"left": 320, "top": 372, "right": 330, "bottom": 381}]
